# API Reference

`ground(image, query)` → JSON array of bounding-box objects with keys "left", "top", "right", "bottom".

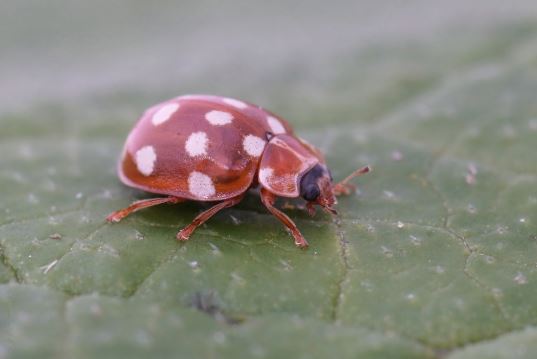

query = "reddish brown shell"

[{"left": 118, "top": 95, "right": 294, "bottom": 201}]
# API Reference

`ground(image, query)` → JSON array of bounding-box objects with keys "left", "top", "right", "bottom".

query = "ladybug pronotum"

[{"left": 107, "top": 95, "right": 370, "bottom": 248}]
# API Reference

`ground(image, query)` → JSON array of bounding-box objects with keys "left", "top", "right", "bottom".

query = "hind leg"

[{"left": 106, "top": 196, "right": 185, "bottom": 223}]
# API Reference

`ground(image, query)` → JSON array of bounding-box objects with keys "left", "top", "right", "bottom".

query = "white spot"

[
  {"left": 223, "top": 98, "right": 248, "bottom": 109},
  {"left": 259, "top": 167, "right": 274, "bottom": 184},
  {"left": 189, "top": 261, "right": 199, "bottom": 269},
  {"left": 519, "top": 217, "right": 527, "bottom": 223},
  {"left": 185, "top": 132, "right": 208, "bottom": 157},
  {"left": 206, "top": 110, "right": 233, "bottom": 125},
  {"left": 396, "top": 221, "right": 405, "bottom": 229},
  {"left": 135, "top": 146, "right": 157, "bottom": 176},
  {"left": 267, "top": 116, "right": 286, "bottom": 134},
  {"left": 243, "top": 135, "right": 266, "bottom": 157},
  {"left": 152, "top": 103, "right": 179, "bottom": 126},
  {"left": 188, "top": 171, "right": 216, "bottom": 199}
]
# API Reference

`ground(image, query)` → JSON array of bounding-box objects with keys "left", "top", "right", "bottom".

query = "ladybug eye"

[{"left": 302, "top": 184, "right": 320, "bottom": 201}]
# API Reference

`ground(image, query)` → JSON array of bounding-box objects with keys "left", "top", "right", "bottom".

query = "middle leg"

[{"left": 176, "top": 194, "right": 245, "bottom": 241}]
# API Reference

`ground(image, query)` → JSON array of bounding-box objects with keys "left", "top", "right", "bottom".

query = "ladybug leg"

[
  {"left": 106, "top": 196, "right": 185, "bottom": 223},
  {"left": 177, "top": 194, "right": 245, "bottom": 241},
  {"left": 260, "top": 188, "right": 309, "bottom": 248}
]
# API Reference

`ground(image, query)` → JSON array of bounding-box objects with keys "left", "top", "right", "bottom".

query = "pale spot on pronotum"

[
  {"left": 152, "top": 103, "right": 180, "bottom": 126},
  {"left": 188, "top": 171, "right": 216, "bottom": 198},
  {"left": 185, "top": 131, "right": 208, "bottom": 157},
  {"left": 206, "top": 110, "right": 233, "bottom": 125},
  {"left": 267, "top": 116, "right": 286, "bottom": 134},
  {"left": 135, "top": 146, "right": 157, "bottom": 176},
  {"left": 223, "top": 98, "right": 248, "bottom": 109},
  {"left": 259, "top": 167, "right": 274, "bottom": 184},
  {"left": 243, "top": 135, "right": 266, "bottom": 157}
]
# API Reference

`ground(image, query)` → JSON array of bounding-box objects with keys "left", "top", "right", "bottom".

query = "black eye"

[{"left": 302, "top": 184, "right": 320, "bottom": 201}]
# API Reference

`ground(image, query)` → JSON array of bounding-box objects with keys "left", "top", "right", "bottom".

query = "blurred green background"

[{"left": 1, "top": 1, "right": 537, "bottom": 358}]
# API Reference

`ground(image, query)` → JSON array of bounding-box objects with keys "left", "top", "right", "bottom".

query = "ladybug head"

[{"left": 300, "top": 164, "right": 338, "bottom": 215}]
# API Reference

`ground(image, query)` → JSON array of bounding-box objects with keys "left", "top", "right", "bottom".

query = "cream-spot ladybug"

[{"left": 107, "top": 94, "right": 370, "bottom": 248}]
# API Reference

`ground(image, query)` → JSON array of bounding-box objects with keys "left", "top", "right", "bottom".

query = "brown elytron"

[{"left": 107, "top": 95, "right": 370, "bottom": 248}]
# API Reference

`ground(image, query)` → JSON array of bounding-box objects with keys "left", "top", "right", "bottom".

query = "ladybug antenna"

[{"left": 334, "top": 165, "right": 371, "bottom": 196}]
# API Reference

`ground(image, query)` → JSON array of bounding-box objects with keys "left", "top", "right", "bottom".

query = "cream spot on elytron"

[
  {"left": 188, "top": 171, "right": 216, "bottom": 198},
  {"left": 185, "top": 131, "right": 208, "bottom": 157},
  {"left": 223, "top": 98, "right": 248, "bottom": 109},
  {"left": 135, "top": 146, "right": 157, "bottom": 176},
  {"left": 205, "top": 110, "right": 233, "bottom": 125},
  {"left": 267, "top": 116, "right": 286, "bottom": 134},
  {"left": 242, "top": 135, "right": 266, "bottom": 157},
  {"left": 152, "top": 103, "right": 180, "bottom": 126}
]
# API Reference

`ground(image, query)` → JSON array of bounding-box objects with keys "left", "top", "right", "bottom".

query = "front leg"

[{"left": 260, "top": 188, "right": 309, "bottom": 248}]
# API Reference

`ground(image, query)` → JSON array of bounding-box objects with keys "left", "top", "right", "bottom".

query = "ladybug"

[{"left": 107, "top": 95, "right": 370, "bottom": 248}]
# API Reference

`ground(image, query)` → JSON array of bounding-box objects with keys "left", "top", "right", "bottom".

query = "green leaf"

[{"left": 1, "top": 1, "right": 537, "bottom": 358}]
